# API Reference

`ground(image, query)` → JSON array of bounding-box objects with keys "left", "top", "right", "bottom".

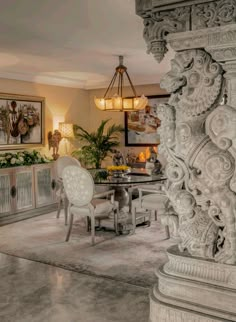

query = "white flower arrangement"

[
  {"left": 0, "top": 150, "right": 51, "bottom": 168},
  {"left": 10, "top": 157, "right": 16, "bottom": 165}
]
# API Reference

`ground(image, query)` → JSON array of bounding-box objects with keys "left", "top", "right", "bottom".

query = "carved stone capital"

[{"left": 136, "top": 0, "right": 236, "bottom": 62}]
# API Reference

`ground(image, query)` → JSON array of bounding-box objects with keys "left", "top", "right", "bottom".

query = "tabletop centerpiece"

[{"left": 106, "top": 165, "right": 131, "bottom": 178}]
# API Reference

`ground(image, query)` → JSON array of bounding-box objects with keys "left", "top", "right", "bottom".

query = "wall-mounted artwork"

[
  {"left": 0, "top": 93, "right": 45, "bottom": 150},
  {"left": 124, "top": 94, "right": 169, "bottom": 146}
]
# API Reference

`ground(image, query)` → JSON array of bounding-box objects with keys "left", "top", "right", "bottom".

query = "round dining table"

[{"left": 90, "top": 168, "right": 166, "bottom": 233}]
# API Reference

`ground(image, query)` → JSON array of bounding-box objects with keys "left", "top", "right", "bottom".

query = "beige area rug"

[{"left": 0, "top": 212, "right": 177, "bottom": 288}]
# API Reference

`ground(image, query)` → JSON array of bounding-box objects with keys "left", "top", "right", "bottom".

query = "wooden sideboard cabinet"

[{"left": 0, "top": 163, "right": 57, "bottom": 225}]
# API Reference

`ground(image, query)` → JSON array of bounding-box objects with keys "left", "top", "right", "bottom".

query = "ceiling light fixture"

[{"left": 94, "top": 55, "right": 148, "bottom": 112}]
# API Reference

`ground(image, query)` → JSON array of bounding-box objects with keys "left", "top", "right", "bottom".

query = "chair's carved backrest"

[
  {"left": 62, "top": 166, "right": 94, "bottom": 207},
  {"left": 55, "top": 156, "right": 81, "bottom": 178}
]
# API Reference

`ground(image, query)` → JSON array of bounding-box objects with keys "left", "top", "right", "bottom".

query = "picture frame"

[
  {"left": 124, "top": 94, "right": 169, "bottom": 146},
  {"left": 0, "top": 93, "right": 45, "bottom": 150}
]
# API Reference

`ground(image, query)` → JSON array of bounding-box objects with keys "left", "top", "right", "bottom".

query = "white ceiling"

[{"left": 0, "top": 0, "right": 174, "bottom": 89}]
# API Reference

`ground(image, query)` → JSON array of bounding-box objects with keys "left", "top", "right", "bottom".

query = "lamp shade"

[{"left": 58, "top": 123, "right": 74, "bottom": 138}]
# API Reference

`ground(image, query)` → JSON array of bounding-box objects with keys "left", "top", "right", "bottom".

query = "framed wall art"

[
  {"left": 124, "top": 94, "right": 169, "bottom": 146},
  {"left": 0, "top": 93, "right": 45, "bottom": 150}
]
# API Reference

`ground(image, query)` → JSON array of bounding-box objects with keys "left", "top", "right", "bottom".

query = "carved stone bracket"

[{"left": 143, "top": 7, "right": 190, "bottom": 62}]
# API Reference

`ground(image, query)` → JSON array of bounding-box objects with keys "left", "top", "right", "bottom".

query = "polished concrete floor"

[
  {"left": 0, "top": 252, "right": 149, "bottom": 322},
  {"left": 0, "top": 211, "right": 177, "bottom": 321}
]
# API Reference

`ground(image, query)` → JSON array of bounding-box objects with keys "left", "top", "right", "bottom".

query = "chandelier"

[{"left": 94, "top": 56, "right": 148, "bottom": 112}]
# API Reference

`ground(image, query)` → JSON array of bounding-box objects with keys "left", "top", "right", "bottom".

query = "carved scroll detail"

[
  {"left": 157, "top": 49, "right": 236, "bottom": 264},
  {"left": 160, "top": 49, "right": 222, "bottom": 117}
]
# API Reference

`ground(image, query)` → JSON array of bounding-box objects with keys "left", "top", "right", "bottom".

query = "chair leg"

[
  {"left": 65, "top": 213, "right": 74, "bottom": 242},
  {"left": 114, "top": 209, "right": 119, "bottom": 235},
  {"left": 131, "top": 207, "right": 136, "bottom": 234},
  {"left": 86, "top": 217, "right": 91, "bottom": 232},
  {"left": 91, "top": 216, "right": 95, "bottom": 245},
  {"left": 57, "top": 198, "right": 62, "bottom": 218},
  {"left": 165, "top": 225, "right": 170, "bottom": 239},
  {"left": 149, "top": 210, "right": 155, "bottom": 225},
  {"left": 64, "top": 197, "right": 69, "bottom": 225},
  {"left": 154, "top": 210, "right": 157, "bottom": 221}
]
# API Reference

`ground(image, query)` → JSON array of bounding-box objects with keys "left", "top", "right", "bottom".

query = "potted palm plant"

[{"left": 72, "top": 119, "right": 124, "bottom": 169}]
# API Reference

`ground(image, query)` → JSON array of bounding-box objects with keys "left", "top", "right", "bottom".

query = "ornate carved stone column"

[{"left": 136, "top": 1, "right": 236, "bottom": 321}]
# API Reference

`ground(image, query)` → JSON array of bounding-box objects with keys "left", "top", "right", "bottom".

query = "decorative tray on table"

[{"left": 106, "top": 165, "right": 131, "bottom": 178}]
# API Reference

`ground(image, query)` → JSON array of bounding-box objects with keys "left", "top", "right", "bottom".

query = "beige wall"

[{"left": 0, "top": 78, "right": 167, "bottom": 164}]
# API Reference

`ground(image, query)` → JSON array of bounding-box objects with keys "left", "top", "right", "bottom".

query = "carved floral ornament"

[
  {"left": 137, "top": 0, "right": 236, "bottom": 63},
  {"left": 156, "top": 48, "right": 236, "bottom": 265},
  {"left": 192, "top": 0, "right": 236, "bottom": 29}
]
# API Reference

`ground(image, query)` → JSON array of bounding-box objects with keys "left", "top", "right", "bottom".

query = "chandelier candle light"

[{"left": 94, "top": 56, "right": 148, "bottom": 112}]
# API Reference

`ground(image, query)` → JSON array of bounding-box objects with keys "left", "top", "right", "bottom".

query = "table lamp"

[{"left": 58, "top": 123, "right": 74, "bottom": 155}]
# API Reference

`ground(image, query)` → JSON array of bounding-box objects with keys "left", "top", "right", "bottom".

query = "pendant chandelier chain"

[{"left": 103, "top": 56, "right": 137, "bottom": 99}]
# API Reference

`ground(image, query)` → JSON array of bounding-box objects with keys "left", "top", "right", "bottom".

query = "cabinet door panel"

[
  {"left": 15, "top": 170, "right": 34, "bottom": 211},
  {"left": 35, "top": 165, "right": 55, "bottom": 207},
  {"left": 0, "top": 163, "right": 56, "bottom": 224},
  {"left": 0, "top": 173, "right": 12, "bottom": 215}
]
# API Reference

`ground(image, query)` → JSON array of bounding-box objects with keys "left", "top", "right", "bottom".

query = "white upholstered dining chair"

[
  {"left": 131, "top": 182, "right": 171, "bottom": 238},
  {"left": 55, "top": 156, "right": 81, "bottom": 225},
  {"left": 62, "top": 165, "right": 118, "bottom": 245}
]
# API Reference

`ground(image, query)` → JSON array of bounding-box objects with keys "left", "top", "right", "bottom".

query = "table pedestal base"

[
  {"left": 99, "top": 210, "right": 151, "bottom": 234},
  {"left": 113, "top": 187, "right": 129, "bottom": 210}
]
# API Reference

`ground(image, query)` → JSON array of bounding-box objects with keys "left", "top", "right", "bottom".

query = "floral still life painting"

[{"left": 0, "top": 94, "right": 44, "bottom": 149}]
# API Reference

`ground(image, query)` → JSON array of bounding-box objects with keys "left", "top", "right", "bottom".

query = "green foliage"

[
  {"left": 94, "top": 169, "right": 109, "bottom": 182},
  {"left": 71, "top": 148, "right": 94, "bottom": 168},
  {"left": 72, "top": 119, "right": 124, "bottom": 169},
  {"left": 0, "top": 150, "right": 51, "bottom": 168}
]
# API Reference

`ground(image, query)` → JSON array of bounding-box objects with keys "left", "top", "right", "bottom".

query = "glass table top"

[{"left": 89, "top": 168, "right": 166, "bottom": 186}]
